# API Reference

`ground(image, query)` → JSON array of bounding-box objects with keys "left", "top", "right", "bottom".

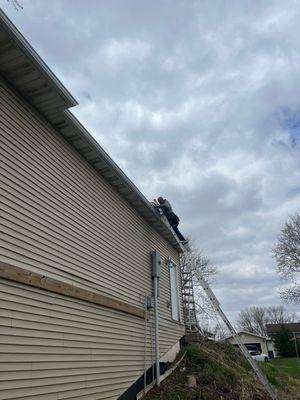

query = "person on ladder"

[{"left": 152, "top": 196, "right": 188, "bottom": 244}]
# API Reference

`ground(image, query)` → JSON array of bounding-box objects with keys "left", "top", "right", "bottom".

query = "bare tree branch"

[
  {"left": 7, "top": 0, "right": 23, "bottom": 10},
  {"left": 237, "top": 305, "right": 295, "bottom": 336},
  {"left": 181, "top": 244, "right": 217, "bottom": 324},
  {"left": 273, "top": 213, "right": 300, "bottom": 304},
  {"left": 279, "top": 284, "right": 300, "bottom": 304}
]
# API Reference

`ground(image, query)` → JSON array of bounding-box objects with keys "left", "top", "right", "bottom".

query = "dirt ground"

[{"left": 143, "top": 342, "right": 300, "bottom": 400}]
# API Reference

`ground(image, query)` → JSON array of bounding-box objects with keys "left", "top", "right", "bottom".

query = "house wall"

[
  {"left": 0, "top": 78, "right": 185, "bottom": 399},
  {"left": 266, "top": 340, "right": 278, "bottom": 358}
]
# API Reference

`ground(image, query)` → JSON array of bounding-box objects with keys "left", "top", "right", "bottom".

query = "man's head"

[{"left": 158, "top": 197, "right": 164, "bottom": 204}]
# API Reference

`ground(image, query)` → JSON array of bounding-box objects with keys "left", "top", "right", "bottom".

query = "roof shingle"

[{"left": 266, "top": 323, "right": 300, "bottom": 334}]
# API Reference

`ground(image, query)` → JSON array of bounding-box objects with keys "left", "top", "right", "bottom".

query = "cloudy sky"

[{"left": 2, "top": 0, "right": 300, "bottom": 322}]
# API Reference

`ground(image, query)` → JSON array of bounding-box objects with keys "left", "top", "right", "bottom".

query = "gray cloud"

[{"left": 3, "top": 0, "right": 300, "bottom": 321}]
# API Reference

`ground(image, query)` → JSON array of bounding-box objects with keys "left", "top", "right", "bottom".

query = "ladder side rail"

[
  {"left": 181, "top": 265, "right": 190, "bottom": 330},
  {"left": 185, "top": 273, "right": 193, "bottom": 331},
  {"left": 187, "top": 271, "right": 194, "bottom": 329},
  {"left": 192, "top": 268, "right": 277, "bottom": 400},
  {"left": 181, "top": 259, "right": 197, "bottom": 332},
  {"left": 216, "top": 306, "right": 277, "bottom": 399},
  {"left": 189, "top": 273, "right": 198, "bottom": 326},
  {"left": 180, "top": 261, "right": 188, "bottom": 328}
]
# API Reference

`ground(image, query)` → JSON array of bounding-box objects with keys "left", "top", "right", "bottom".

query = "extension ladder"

[
  {"left": 158, "top": 211, "right": 277, "bottom": 399},
  {"left": 191, "top": 266, "right": 278, "bottom": 400}
]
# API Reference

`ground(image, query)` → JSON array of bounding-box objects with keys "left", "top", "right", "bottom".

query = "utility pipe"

[
  {"left": 151, "top": 251, "right": 161, "bottom": 387},
  {"left": 143, "top": 295, "right": 148, "bottom": 393},
  {"left": 154, "top": 275, "right": 160, "bottom": 386}
]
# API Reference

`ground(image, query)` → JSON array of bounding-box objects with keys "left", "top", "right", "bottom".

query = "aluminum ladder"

[
  {"left": 181, "top": 262, "right": 198, "bottom": 332},
  {"left": 157, "top": 206, "right": 276, "bottom": 398},
  {"left": 191, "top": 266, "right": 277, "bottom": 400}
]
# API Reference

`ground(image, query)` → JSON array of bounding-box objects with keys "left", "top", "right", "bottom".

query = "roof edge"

[
  {"left": 63, "top": 110, "right": 184, "bottom": 252},
  {"left": 0, "top": 9, "right": 184, "bottom": 253},
  {"left": 226, "top": 330, "right": 269, "bottom": 340},
  {"left": 64, "top": 110, "right": 160, "bottom": 217},
  {"left": 0, "top": 8, "right": 78, "bottom": 108}
]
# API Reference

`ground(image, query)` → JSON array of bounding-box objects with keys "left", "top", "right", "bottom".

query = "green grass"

[
  {"left": 260, "top": 363, "right": 279, "bottom": 386},
  {"left": 269, "top": 357, "right": 300, "bottom": 379}
]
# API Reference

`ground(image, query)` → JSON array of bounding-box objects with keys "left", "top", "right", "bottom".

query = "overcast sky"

[{"left": 2, "top": 0, "right": 300, "bottom": 322}]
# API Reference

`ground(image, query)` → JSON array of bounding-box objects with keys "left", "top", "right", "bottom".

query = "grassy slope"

[
  {"left": 269, "top": 358, "right": 300, "bottom": 379},
  {"left": 144, "top": 342, "right": 300, "bottom": 400}
]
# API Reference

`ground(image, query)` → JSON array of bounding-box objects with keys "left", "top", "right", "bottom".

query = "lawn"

[{"left": 269, "top": 357, "right": 300, "bottom": 379}]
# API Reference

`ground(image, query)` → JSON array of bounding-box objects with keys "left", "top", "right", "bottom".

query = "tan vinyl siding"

[
  {"left": 0, "top": 77, "right": 185, "bottom": 398},
  {"left": 0, "top": 78, "right": 182, "bottom": 318},
  {"left": 0, "top": 279, "right": 184, "bottom": 400}
]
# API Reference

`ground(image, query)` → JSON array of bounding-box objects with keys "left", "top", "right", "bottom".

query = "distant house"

[
  {"left": 226, "top": 331, "right": 269, "bottom": 355},
  {"left": 266, "top": 322, "right": 300, "bottom": 358},
  {"left": 0, "top": 10, "right": 185, "bottom": 400},
  {"left": 266, "top": 322, "right": 300, "bottom": 339}
]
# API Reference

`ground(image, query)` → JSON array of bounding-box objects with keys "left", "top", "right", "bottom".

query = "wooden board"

[{"left": 0, "top": 261, "right": 145, "bottom": 319}]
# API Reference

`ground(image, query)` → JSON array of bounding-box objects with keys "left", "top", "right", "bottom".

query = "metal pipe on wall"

[
  {"left": 153, "top": 275, "right": 160, "bottom": 386},
  {"left": 151, "top": 251, "right": 161, "bottom": 387},
  {"left": 143, "top": 295, "right": 148, "bottom": 393}
]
